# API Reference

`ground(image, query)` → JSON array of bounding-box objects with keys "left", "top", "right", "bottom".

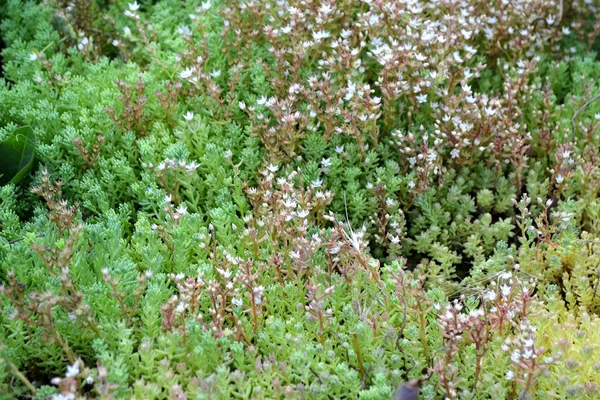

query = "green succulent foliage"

[{"left": 2, "top": 0, "right": 600, "bottom": 399}]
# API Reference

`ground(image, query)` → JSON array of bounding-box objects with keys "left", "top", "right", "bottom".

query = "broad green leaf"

[{"left": 0, "top": 126, "right": 36, "bottom": 186}]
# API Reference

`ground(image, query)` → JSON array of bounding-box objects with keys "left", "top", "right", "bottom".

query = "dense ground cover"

[{"left": 2, "top": 0, "right": 600, "bottom": 398}]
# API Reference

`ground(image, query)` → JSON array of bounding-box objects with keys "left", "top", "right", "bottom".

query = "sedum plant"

[{"left": 1, "top": 0, "right": 600, "bottom": 399}]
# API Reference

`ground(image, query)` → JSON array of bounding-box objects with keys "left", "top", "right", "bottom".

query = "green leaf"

[{"left": 0, "top": 126, "right": 37, "bottom": 186}]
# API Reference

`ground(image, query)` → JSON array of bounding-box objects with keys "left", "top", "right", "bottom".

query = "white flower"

[
  {"left": 176, "top": 302, "right": 186, "bottom": 313},
  {"left": 128, "top": 1, "right": 140, "bottom": 11},
  {"left": 561, "top": 26, "right": 571, "bottom": 35},
  {"left": 483, "top": 290, "right": 497, "bottom": 302},
  {"left": 186, "top": 161, "right": 199, "bottom": 172},
  {"left": 179, "top": 68, "right": 193, "bottom": 79},
  {"left": 556, "top": 174, "right": 564, "bottom": 184},
  {"left": 184, "top": 111, "right": 194, "bottom": 121},
  {"left": 282, "top": 197, "right": 297, "bottom": 208},
  {"left": 335, "top": 145, "right": 344, "bottom": 154},
  {"left": 178, "top": 25, "right": 192, "bottom": 37},
  {"left": 66, "top": 362, "right": 80, "bottom": 378},
  {"left": 29, "top": 52, "right": 38, "bottom": 61},
  {"left": 416, "top": 94, "right": 428, "bottom": 103},
  {"left": 453, "top": 51, "right": 463, "bottom": 63},
  {"left": 511, "top": 351, "right": 521, "bottom": 363},
  {"left": 210, "top": 70, "right": 221, "bottom": 78},
  {"left": 407, "top": 180, "right": 415, "bottom": 189},
  {"left": 238, "top": 101, "right": 246, "bottom": 110},
  {"left": 465, "top": 45, "right": 477, "bottom": 55},
  {"left": 505, "top": 370, "right": 515, "bottom": 380},
  {"left": 312, "top": 30, "right": 331, "bottom": 41},
  {"left": 311, "top": 178, "right": 323, "bottom": 188},
  {"left": 201, "top": 1, "right": 211, "bottom": 11},
  {"left": 296, "top": 209, "right": 309, "bottom": 219},
  {"left": 595, "top": 113, "right": 600, "bottom": 120},
  {"left": 266, "top": 163, "right": 279, "bottom": 173},
  {"left": 450, "top": 149, "right": 460, "bottom": 159},
  {"left": 176, "top": 205, "right": 188, "bottom": 215},
  {"left": 52, "top": 394, "right": 75, "bottom": 400},
  {"left": 232, "top": 297, "right": 243, "bottom": 307},
  {"left": 257, "top": 96, "right": 267, "bottom": 105},
  {"left": 319, "top": 4, "right": 333, "bottom": 14},
  {"left": 123, "top": 26, "right": 132, "bottom": 36}
]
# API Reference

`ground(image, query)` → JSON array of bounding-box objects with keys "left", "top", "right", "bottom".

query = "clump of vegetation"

[{"left": 1, "top": 0, "right": 600, "bottom": 398}]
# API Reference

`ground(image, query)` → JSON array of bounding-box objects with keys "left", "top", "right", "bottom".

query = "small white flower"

[
  {"left": 128, "top": 1, "right": 140, "bottom": 11},
  {"left": 312, "top": 30, "right": 331, "bottom": 41},
  {"left": 595, "top": 113, "right": 600, "bottom": 121},
  {"left": 201, "top": 1, "right": 211, "bottom": 11},
  {"left": 176, "top": 205, "right": 188, "bottom": 215},
  {"left": 297, "top": 209, "right": 310, "bottom": 219},
  {"left": 176, "top": 302, "right": 186, "bottom": 313},
  {"left": 178, "top": 25, "right": 192, "bottom": 37},
  {"left": 232, "top": 297, "right": 243, "bottom": 307},
  {"left": 112, "top": 39, "right": 120, "bottom": 46},
  {"left": 179, "top": 68, "right": 193, "bottom": 79},
  {"left": 505, "top": 370, "right": 514, "bottom": 380},
  {"left": 266, "top": 163, "right": 279, "bottom": 173},
  {"left": 561, "top": 26, "right": 571, "bottom": 35},
  {"left": 186, "top": 161, "right": 199, "bottom": 172},
  {"left": 123, "top": 26, "right": 132, "bottom": 36},
  {"left": 184, "top": 111, "right": 194, "bottom": 121},
  {"left": 511, "top": 351, "right": 521, "bottom": 363},
  {"left": 556, "top": 174, "right": 564, "bottom": 184},
  {"left": 29, "top": 52, "right": 38, "bottom": 61},
  {"left": 453, "top": 51, "right": 463, "bottom": 63},
  {"left": 311, "top": 178, "right": 323, "bottom": 188},
  {"left": 210, "top": 70, "right": 221, "bottom": 78},
  {"left": 483, "top": 290, "right": 497, "bottom": 302},
  {"left": 52, "top": 394, "right": 75, "bottom": 400},
  {"left": 450, "top": 149, "right": 460, "bottom": 159},
  {"left": 257, "top": 96, "right": 267, "bottom": 105},
  {"left": 282, "top": 197, "right": 297, "bottom": 208},
  {"left": 408, "top": 180, "right": 415, "bottom": 189},
  {"left": 416, "top": 94, "right": 428, "bottom": 103},
  {"left": 66, "top": 362, "right": 80, "bottom": 378},
  {"left": 335, "top": 145, "right": 344, "bottom": 154},
  {"left": 238, "top": 101, "right": 246, "bottom": 110}
]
